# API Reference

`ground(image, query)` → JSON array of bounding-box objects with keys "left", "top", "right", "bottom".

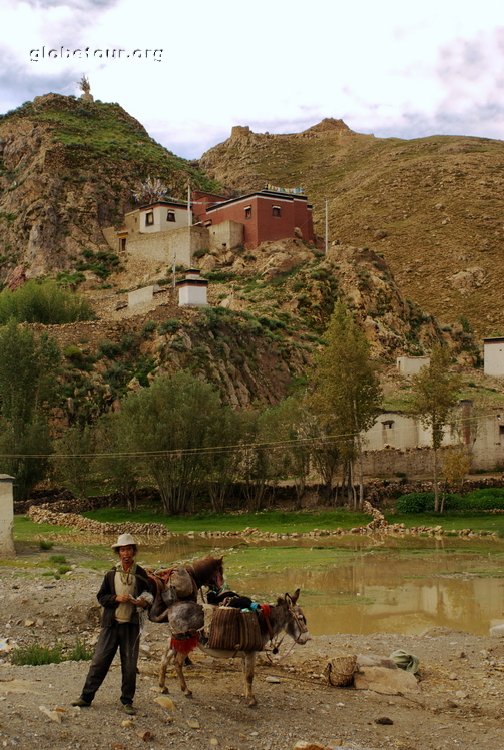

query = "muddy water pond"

[{"left": 142, "top": 535, "right": 504, "bottom": 637}]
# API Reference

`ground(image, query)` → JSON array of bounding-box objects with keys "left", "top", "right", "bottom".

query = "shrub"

[
  {"left": 11, "top": 644, "right": 63, "bottom": 666},
  {"left": 141, "top": 320, "right": 156, "bottom": 336},
  {"left": 39, "top": 540, "right": 54, "bottom": 550},
  {"left": 158, "top": 319, "right": 180, "bottom": 335},
  {"left": 48, "top": 555, "right": 67, "bottom": 564},
  {"left": 0, "top": 279, "right": 94, "bottom": 324},
  {"left": 66, "top": 639, "right": 93, "bottom": 662},
  {"left": 395, "top": 493, "right": 434, "bottom": 514},
  {"left": 97, "top": 339, "right": 122, "bottom": 358},
  {"left": 461, "top": 488, "right": 504, "bottom": 510}
]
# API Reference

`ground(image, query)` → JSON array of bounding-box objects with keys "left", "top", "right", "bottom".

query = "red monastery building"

[{"left": 192, "top": 189, "right": 315, "bottom": 249}]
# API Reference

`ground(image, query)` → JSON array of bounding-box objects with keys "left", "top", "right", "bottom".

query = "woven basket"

[{"left": 324, "top": 654, "right": 357, "bottom": 687}]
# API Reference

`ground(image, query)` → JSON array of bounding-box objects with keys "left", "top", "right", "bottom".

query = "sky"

[{"left": 0, "top": 0, "right": 504, "bottom": 159}]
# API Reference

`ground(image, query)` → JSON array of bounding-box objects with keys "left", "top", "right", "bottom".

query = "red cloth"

[
  {"left": 170, "top": 635, "right": 199, "bottom": 654},
  {"left": 260, "top": 603, "right": 271, "bottom": 619}
]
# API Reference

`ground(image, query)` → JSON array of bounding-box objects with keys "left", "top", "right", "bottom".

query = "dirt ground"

[{"left": 1, "top": 547, "right": 504, "bottom": 750}]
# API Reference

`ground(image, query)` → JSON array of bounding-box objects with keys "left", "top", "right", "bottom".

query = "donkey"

[
  {"left": 159, "top": 588, "right": 310, "bottom": 707},
  {"left": 149, "top": 555, "right": 224, "bottom": 623}
]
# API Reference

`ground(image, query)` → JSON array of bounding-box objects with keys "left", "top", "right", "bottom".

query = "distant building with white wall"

[
  {"left": 177, "top": 268, "right": 208, "bottom": 307},
  {"left": 139, "top": 200, "right": 189, "bottom": 234},
  {"left": 0, "top": 475, "right": 15, "bottom": 556},
  {"left": 396, "top": 355, "right": 430, "bottom": 377},
  {"left": 483, "top": 337, "right": 504, "bottom": 377}
]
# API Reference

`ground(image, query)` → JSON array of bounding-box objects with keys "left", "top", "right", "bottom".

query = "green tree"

[
  {"left": 94, "top": 414, "right": 142, "bottom": 511},
  {"left": 112, "top": 371, "right": 226, "bottom": 515},
  {"left": 308, "top": 301, "right": 382, "bottom": 507},
  {"left": 52, "top": 425, "right": 97, "bottom": 498},
  {"left": 258, "top": 397, "right": 311, "bottom": 508},
  {"left": 0, "top": 322, "right": 60, "bottom": 498},
  {"left": 410, "top": 345, "right": 462, "bottom": 512}
]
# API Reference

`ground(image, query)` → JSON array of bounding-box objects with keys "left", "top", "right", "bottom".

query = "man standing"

[{"left": 72, "top": 533, "right": 154, "bottom": 715}]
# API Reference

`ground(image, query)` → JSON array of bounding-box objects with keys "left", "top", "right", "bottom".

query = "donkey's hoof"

[
  {"left": 160, "top": 687, "right": 169, "bottom": 694},
  {"left": 184, "top": 690, "right": 193, "bottom": 699}
]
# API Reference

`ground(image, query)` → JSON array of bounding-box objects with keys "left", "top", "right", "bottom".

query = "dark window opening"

[
  {"left": 244, "top": 206, "right": 252, "bottom": 219},
  {"left": 272, "top": 206, "right": 281, "bottom": 217},
  {"left": 145, "top": 211, "right": 154, "bottom": 226},
  {"left": 167, "top": 211, "right": 175, "bottom": 222}
]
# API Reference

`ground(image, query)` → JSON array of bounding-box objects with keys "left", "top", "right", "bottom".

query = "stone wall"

[{"left": 126, "top": 226, "right": 209, "bottom": 266}]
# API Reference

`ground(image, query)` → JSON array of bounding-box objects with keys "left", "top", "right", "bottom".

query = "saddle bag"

[
  {"left": 167, "top": 567, "right": 195, "bottom": 599},
  {"left": 207, "top": 607, "right": 263, "bottom": 651},
  {"left": 237, "top": 610, "right": 263, "bottom": 651},
  {"left": 207, "top": 606, "right": 241, "bottom": 649}
]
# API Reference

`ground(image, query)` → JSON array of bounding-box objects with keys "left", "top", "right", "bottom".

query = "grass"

[
  {"left": 10, "top": 643, "right": 63, "bottom": 666},
  {"left": 10, "top": 639, "right": 92, "bottom": 666}
]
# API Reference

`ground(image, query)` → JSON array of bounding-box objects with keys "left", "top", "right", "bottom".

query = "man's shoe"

[
  {"left": 71, "top": 697, "right": 91, "bottom": 707},
  {"left": 122, "top": 703, "right": 136, "bottom": 715}
]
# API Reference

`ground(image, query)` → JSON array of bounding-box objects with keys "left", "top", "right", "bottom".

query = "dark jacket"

[{"left": 97, "top": 563, "right": 153, "bottom": 627}]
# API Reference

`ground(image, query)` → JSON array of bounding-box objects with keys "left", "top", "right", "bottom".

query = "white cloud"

[{"left": 1, "top": 0, "right": 504, "bottom": 156}]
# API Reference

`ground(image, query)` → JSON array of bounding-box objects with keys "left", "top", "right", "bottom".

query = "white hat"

[{"left": 111, "top": 533, "right": 137, "bottom": 550}]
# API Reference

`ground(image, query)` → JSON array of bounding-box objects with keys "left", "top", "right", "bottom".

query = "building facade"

[{"left": 196, "top": 189, "right": 315, "bottom": 249}]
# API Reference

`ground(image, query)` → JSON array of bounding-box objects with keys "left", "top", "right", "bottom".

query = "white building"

[
  {"left": 483, "top": 337, "right": 504, "bottom": 377},
  {"left": 176, "top": 268, "right": 208, "bottom": 307},
  {"left": 0, "top": 475, "right": 15, "bottom": 556},
  {"left": 139, "top": 200, "right": 189, "bottom": 234},
  {"left": 396, "top": 355, "right": 430, "bottom": 377}
]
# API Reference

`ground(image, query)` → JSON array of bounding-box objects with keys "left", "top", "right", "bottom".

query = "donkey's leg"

[
  {"left": 159, "top": 644, "right": 174, "bottom": 693},
  {"left": 242, "top": 652, "right": 257, "bottom": 707},
  {"left": 173, "top": 650, "right": 193, "bottom": 698}
]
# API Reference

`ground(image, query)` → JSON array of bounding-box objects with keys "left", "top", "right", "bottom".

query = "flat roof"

[{"left": 206, "top": 190, "right": 309, "bottom": 213}]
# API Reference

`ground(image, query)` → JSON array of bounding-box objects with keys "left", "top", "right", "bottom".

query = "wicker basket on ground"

[{"left": 323, "top": 654, "right": 357, "bottom": 687}]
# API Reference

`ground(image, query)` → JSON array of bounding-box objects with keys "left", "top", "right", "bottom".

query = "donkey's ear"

[{"left": 290, "top": 588, "right": 300, "bottom": 605}]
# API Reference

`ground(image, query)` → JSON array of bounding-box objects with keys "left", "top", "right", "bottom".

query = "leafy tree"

[
  {"left": 201, "top": 407, "right": 242, "bottom": 513},
  {"left": 52, "top": 425, "right": 97, "bottom": 498},
  {"left": 258, "top": 397, "right": 311, "bottom": 508},
  {"left": 308, "top": 301, "right": 382, "bottom": 507},
  {"left": 410, "top": 346, "right": 462, "bottom": 512},
  {"left": 0, "top": 322, "right": 60, "bottom": 498},
  {"left": 112, "top": 371, "right": 225, "bottom": 515},
  {"left": 94, "top": 414, "right": 142, "bottom": 511},
  {"left": 235, "top": 409, "right": 273, "bottom": 512}
]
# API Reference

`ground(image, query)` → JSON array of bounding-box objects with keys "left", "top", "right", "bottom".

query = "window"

[
  {"left": 204, "top": 220, "right": 212, "bottom": 227},
  {"left": 145, "top": 211, "right": 154, "bottom": 226},
  {"left": 244, "top": 206, "right": 252, "bottom": 219},
  {"left": 167, "top": 211, "right": 175, "bottom": 222},
  {"left": 272, "top": 205, "right": 281, "bottom": 217}
]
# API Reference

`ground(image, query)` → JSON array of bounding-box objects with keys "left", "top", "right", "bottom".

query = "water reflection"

[{"left": 139, "top": 536, "right": 504, "bottom": 636}]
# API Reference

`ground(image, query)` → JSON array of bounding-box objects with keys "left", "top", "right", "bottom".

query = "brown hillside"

[
  {"left": 0, "top": 94, "right": 217, "bottom": 280},
  {"left": 199, "top": 121, "right": 504, "bottom": 338}
]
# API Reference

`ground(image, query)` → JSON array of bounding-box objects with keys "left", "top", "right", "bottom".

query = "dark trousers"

[{"left": 80, "top": 621, "right": 140, "bottom": 705}]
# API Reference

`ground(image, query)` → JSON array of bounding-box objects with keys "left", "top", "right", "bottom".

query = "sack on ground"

[
  {"left": 167, "top": 601, "right": 204, "bottom": 634},
  {"left": 324, "top": 654, "right": 357, "bottom": 687}
]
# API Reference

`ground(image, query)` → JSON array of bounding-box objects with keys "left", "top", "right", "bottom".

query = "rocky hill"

[
  {"left": 0, "top": 93, "right": 217, "bottom": 280},
  {"left": 200, "top": 119, "right": 504, "bottom": 338},
  {"left": 0, "top": 94, "right": 500, "bottom": 417}
]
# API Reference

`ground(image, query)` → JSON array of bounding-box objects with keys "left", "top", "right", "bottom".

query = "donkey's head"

[
  {"left": 191, "top": 556, "right": 224, "bottom": 590},
  {"left": 278, "top": 588, "right": 311, "bottom": 645}
]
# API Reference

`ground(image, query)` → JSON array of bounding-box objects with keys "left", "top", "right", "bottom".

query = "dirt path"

[{"left": 1, "top": 556, "right": 504, "bottom": 750}]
